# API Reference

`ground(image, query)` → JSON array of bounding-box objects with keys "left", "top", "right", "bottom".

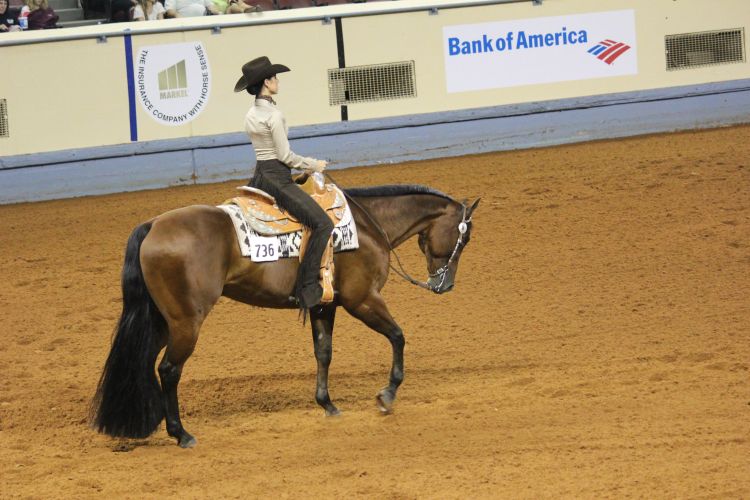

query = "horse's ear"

[{"left": 468, "top": 198, "right": 480, "bottom": 215}]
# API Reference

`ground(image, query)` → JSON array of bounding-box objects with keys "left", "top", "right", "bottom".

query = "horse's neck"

[{"left": 355, "top": 195, "right": 451, "bottom": 248}]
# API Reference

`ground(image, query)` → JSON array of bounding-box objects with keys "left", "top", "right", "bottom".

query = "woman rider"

[{"left": 235, "top": 57, "right": 334, "bottom": 309}]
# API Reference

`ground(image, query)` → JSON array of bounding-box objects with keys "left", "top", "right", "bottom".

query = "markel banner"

[
  {"left": 443, "top": 10, "right": 637, "bottom": 93},
  {"left": 135, "top": 42, "right": 211, "bottom": 126}
]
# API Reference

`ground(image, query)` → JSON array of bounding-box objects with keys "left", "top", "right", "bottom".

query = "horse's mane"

[{"left": 344, "top": 185, "right": 454, "bottom": 202}]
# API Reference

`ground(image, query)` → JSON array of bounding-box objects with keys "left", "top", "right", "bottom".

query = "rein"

[{"left": 324, "top": 172, "right": 470, "bottom": 292}]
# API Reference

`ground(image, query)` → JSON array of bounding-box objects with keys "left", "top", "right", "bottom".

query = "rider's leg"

[
  {"left": 251, "top": 161, "right": 334, "bottom": 307},
  {"left": 274, "top": 186, "right": 334, "bottom": 307}
]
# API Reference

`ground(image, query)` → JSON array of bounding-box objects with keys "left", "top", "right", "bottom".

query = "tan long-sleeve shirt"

[{"left": 244, "top": 98, "right": 318, "bottom": 171}]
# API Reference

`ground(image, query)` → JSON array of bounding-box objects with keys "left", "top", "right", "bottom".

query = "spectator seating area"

[
  {"left": 107, "top": 0, "right": 397, "bottom": 24},
  {"left": 220, "top": 0, "right": 395, "bottom": 10},
  {"left": 122, "top": 0, "right": 397, "bottom": 23},
  {"left": 1, "top": 0, "right": 398, "bottom": 30},
  {"left": 276, "top": 0, "right": 392, "bottom": 7}
]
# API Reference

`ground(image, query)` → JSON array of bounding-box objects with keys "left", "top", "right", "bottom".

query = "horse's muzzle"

[{"left": 428, "top": 273, "right": 455, "bottom": 294}]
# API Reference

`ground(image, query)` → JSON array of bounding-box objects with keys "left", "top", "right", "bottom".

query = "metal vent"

[
  {"left": 0, "top": 99, "right": 8, "bottom": 138},
  {"left": 666, "top": 28, "right": 745, "bottom": 71},
  {"left": 328, "top": 61, "right": 416, "bottom": 106}
]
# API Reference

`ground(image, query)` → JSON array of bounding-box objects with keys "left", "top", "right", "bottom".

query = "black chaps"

[{"left": 249, "top": 160, "right": 334, "bottom": 292}]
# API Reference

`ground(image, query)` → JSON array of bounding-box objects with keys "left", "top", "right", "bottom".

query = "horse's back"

[
  {"left": 151, "top": 204, "right": 229, "bottom": 229},
  {"left": 147, "top": 204, "right": 229, "bottom": 241}
]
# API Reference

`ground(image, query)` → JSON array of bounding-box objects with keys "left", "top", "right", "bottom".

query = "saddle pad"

[{"left": 218, "top": 203, "right": 359, "bottom": 262}]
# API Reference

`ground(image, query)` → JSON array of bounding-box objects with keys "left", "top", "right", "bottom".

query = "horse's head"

[{"left": 418, "top": 198, "right": 480, "bottom": 294}]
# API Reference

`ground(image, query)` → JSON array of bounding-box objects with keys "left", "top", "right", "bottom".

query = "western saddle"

[{"left": 223, "top": 173, "right": 346, "bottom": 304}]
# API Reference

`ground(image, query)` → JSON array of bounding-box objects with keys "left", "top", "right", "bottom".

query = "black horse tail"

[{"left": 91, "top": 221, "right": 166, "bottom": 438}]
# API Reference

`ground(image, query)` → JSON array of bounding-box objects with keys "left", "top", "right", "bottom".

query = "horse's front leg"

[
  {"left": 310, "top": 304, "right": 340, "bottom": 416},
  {"left": 346, "top": 293, "right": 404, "bottom": 414}
]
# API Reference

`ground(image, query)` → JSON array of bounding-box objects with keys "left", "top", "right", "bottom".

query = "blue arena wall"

[{"left": 1, "top": 78, "right": 749, "bottom": 204}]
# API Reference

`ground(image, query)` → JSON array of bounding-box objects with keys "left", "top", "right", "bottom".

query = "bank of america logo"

[
  {"left": 158, "top": 60, "right": 188, "bottom": 99},
  {"left": 587, "top": 39, "right": 631, "bottom": 65}
]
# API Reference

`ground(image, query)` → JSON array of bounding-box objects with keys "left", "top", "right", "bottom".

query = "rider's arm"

[{"left": 268, "top": 111, "right": 321, "bottom": 171}]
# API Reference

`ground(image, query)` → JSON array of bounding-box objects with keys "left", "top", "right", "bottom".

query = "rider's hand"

[{"left": 309, "top": 160, "right": 327, "bottom": 173}]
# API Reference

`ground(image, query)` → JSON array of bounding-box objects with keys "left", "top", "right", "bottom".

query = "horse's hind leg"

[
  {"left": 158, "top": 317, "right": 201, "bottom": 448},
  {"left": 142, "top": 246, "right": 223, "bottom": 447},
  {"left": 310, "top": 304, "right": 340, "bottom": 416},
  {"left": 345, "top": 293, "right": 404, "bottom": 414}
]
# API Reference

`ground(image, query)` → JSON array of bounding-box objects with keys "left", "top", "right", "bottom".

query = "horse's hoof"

[
  {"left": 325, "top": 407, "right": 342, "bottom": 417},
  {"left": 376, "top": 391, "right": 394, "bottom": 415},
  {"left": 178, "top": 434, "right": 197, "bottom": 448}
]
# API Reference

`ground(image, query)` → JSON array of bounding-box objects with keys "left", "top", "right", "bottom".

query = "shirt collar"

[{"left": 255, "top": 95, "right": 276, "bottom": 106}]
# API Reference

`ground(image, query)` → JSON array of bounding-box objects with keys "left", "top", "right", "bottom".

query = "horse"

[{"left": 91, "top": 182, "right": 480, "bottom": 448}]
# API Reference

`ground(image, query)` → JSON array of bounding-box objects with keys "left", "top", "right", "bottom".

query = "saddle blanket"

[{"left": 218, "top": 203, "right": 359, "bottom": 262}]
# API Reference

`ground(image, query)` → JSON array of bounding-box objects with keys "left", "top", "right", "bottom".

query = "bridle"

[
  {"left": 424, "top": 203, "right": 472, "bottom": 292},
  {"left": 326, "top": 173, "right": 471, "bottom": 293}
]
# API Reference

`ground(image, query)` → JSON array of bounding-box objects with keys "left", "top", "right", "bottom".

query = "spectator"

[
  {"left": 0, "top": 0, "right": 21, "bottom": 31},
  {"left": 133, "top": 0, "right": 165, "bottom": 20},
  {"left": 215, "top": 0, "right": 261, "bottom": 14},
  {"left": 110, "top": 0, "right": 136, "bottom": 22},
  {"left": 24, "top": 0, "right": 58, "bottom": 29},
  {"left": 164, "top": 0, "right": 219, "bottom": 17}
]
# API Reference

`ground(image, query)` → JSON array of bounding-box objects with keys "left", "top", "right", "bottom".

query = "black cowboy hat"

[{"left": 234, "top": 56, "right": 290, "bottom": 93}]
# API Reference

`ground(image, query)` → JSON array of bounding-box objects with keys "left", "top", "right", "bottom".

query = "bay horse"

[{"left": 91, "top": 183, "right": 479, "bottom": 448}]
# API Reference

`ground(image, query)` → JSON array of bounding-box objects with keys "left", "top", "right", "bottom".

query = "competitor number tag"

[{"left": 250, "top": 234, "right": 279, "bottom": 262}]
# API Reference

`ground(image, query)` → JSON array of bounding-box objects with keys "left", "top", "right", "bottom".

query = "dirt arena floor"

[{"left": 1, "top": 126, "right": 749, "bottom": 498}]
